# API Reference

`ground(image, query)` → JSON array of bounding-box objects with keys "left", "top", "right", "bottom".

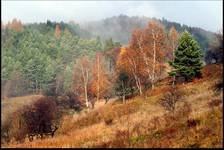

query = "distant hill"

[
  {"left": 24, "top": 20, "right": 92, "bottom": 39},
  {"left": 80, "top": 15, "right": 216, "bottom": 51}
]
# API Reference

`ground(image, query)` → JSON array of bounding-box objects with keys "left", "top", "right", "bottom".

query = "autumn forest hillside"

[
  {"left": 1, "top": 15, "right": 223, "bottom": 148},
  {"left": 2, "top": 64, "right": 223, "bottom": 148}
]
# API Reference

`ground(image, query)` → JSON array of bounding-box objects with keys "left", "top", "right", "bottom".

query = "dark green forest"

[{"left": 1, "top": 20, "right": 121, "bottom": 97}]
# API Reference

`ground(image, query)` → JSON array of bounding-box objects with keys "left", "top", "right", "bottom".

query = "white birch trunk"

[
  {"left": 81, "top": 64, "right": 89, "bottom": 108},
  {"left": 152, "top": 31, "right": 156, "bottom": 89},
  {"left": 137, "top": 36, "right": 152, "bottom": 85},
  {"left": 172, "top": 40, "right": 176, "bottom": 87},
  {"left": 97, "top": 54, "right": 100, "bottom": 101},
  {"left": 127, "top": 57, "right": 142, "bottom": 95}
]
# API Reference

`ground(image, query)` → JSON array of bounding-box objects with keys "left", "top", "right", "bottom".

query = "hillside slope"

[
  {"left": 81, "top": 15, "right": 215, "bottom": 51},
  {"left": 3, "top": 64, "right": 223, "bottom": 148}
]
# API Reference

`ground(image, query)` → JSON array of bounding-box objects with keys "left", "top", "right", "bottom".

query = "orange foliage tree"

[
  {"left": 5, "top": 19, "right": 23, "bottom": 32},
  {"left": 129, "top": 21, "right": 166, "bottom": 89},
  {"left": 116, "top": 20, "right": 167, "bottom": 95},
  {"left": 73, "top": 56, "right": 91, "bottom": 108},
  {"left": 145, "top": 21, "right": 166, "bottom": 89},
  {"left": 117, "top": 46, "right": 144, "bottom": 95},
  {"left": 90, "top": 52, "right": 111, "bottom": 101},
  {"left": 54, "top": 24, "right": 61, "bottom": 39}
]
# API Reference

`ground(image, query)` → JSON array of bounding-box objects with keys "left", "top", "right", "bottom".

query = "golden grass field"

[{"left": 1, "top": 64, "right": 223, "bottom": 148}]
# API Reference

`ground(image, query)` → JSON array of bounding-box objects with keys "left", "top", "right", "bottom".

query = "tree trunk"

[
  {"left": 81, "top": 64, "right": 89, "bottom": 108},
  {"left": 152, "top": 33, "right": 156, "bottom": 89},
  {"left": 97, "top": 54, "right": 100, "bottom": 101},
  {"left": 137, "top": 78, "right": 142, "bottom": 95},
  {"left": 137, "top": 36, "right": 152, "bottom": 88},
  {"left": 134, "top": 75, "right": 142, "bottom": 95},
  {"left": 122, "top": 81, "right": 125, "bottom": 104},
  {"left": 172, "top": 76, "right": 176, "bottom": 87},
  {"left": 172, "top": 41, "right": 176, "bottom": 87},
  {"left": 84, "top": 84, "right": 88, "bottom": 108},
  {"left": 35, "top": 79, "right": 38, "bottom": 94},
  {"left": 128, "top": 57, "right": 142, "bottom": 96},
  {"left": 122, "top": 95, "right": 125, "bottom": 104}
]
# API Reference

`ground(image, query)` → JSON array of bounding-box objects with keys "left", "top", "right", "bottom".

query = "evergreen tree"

[{"left": 169, "top": 31, "right": 203, "bottom": 82}]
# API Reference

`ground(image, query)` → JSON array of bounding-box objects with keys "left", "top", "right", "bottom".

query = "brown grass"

[{"left": 2, "top": 64, "right": 223, "bottom": 148}]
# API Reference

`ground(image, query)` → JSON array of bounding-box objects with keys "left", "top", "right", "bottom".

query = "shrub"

[
  {"left": 214, "top": 80, "right": 223, "bottom": 92},
  {"left": 54, "top": 92, "right": 83, "bottom": 114},
  {"left": 175, "top": 101, "right": 192, "bottom": 121},
  {"left": 3, "top": 96, "right": 60, "bottom": 143},
  {"left": 163, "top": 127, "right": 177, "bottom": 138},
  {"left": 208, "top": 99, "right": 222, "bottom": 109},
  {"left": 1, "top": 116, "right": 13, "bottom": 144},
  {"left": 23, "top": 97, "right": 59, "bottom": 139},
  {"left": 65, "top": 91, "right": 83, "bottom": 111},
  {"left": 163, "top": 101, "right": 192, "bottom": 127},
  {"left": 9, "top": 110, "right": 28, "bottom": 143},
  {"left": 2, "top": 108, "right": 29, "bottom": 144},
  {"left": 187, "top": 119, "right": 201, "bottom": 128},
  {"left": 104, "top": 117, "right": 113, "bottom": 126},
  {"left": 159, "top": 87, "right": 184, "bottom": 114},
  {"left": 152, "top": 130, "right": 163, "bottom": 139},
  {"left": 114, "top": 129, "right": 130, "bottom": 147}
]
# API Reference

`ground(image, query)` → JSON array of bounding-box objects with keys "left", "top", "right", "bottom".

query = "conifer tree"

[{"left": 169, "top": 31, "right": 203, "bottom": 82}]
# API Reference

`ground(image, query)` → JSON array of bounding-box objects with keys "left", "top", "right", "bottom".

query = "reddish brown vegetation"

[
  {"left": 159, "top": 87, "right": 184, "bottom": 114},
  {"left": 208, "top": 99, "right": 222, "bottom": 108},
  {"left": 54, "top": 24, "right": 61, "bottom": 39},
  {"left": 4, "top": 19, "right": 23, "bottom": 32},
  {"left": 1, "top": 97, "right": 59, "bottom": 144}
]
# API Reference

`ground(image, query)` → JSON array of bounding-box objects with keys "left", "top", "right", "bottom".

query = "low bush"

[
  {"left": 158, "top": 87, "right": 184, "bottom": 114},
  {"left": 208, "top": 99, "right": 222, "bottom": 108},
  {"left": 187, "top": 119, "right": 201, "bottom": 128},
  {"left": 104, "top": 118, "right": 113, "bottom": 126},
  {"left": 175, "top": 101, "right": 192, "bottom": 121},
  {"left": 2, "top": 96, "right": 60, "bottom": 144},
  {"left": 55, "top": 92, "right": 83, "bottom": 112}
]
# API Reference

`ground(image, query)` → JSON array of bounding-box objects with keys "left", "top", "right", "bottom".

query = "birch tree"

[
  {"left": 168, "top": 26, "right": 179, "bottom": 87},
  {"left": 117, "top": 46, "right": 143, "bottom": 95},
  {"left": 90, "top": 52, "right": 111, "bottom": 101},
  {"left": 146, "top": 21, "right": 166, "bottom": 89},
  {"left": 130, "top": 21, "right": 166, "bottom": 89},
  {"left": 73, "top": 56, "right": 91, "bottom": 108}
]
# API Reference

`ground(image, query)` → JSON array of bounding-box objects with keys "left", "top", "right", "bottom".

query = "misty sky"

[{"left": 2, "top": 0, "right": 223, "bottom": 32}]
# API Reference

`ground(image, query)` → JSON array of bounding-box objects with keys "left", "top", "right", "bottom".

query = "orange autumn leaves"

[
  {"left": 55, "top": 24, "right": 61, "bottom": 39},
  {"left": 2, "top": 19, "right": 23, "bottom": 32},
  {"left": 117, "top": 20, "right": 178, "bottom": 93},
  {"left": 117, "top": 46, "right": 144, "bottom": 95},
  {"left": 90, "top": 52, "right": 111, "bottom": 101},
  {"left": 73, "top": 53, "right": 112, "bottom": 107},
  {"left": 73, "top": 20, "right": 179, "bottom": 107}
]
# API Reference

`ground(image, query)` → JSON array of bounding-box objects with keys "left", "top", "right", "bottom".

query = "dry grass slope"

[{"left": 2, "top": 64, "right": 223, "bottom": 148}]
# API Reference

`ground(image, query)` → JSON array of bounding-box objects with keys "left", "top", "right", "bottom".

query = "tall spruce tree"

[{"left": 169, "top": 31, "right": 203, "bottom": 82}]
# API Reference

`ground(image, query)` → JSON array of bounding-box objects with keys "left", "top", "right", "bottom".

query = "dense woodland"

[
  {"left": 1, "top": 17, "right": 222, "bottom": 100},
  {"left": 1, "top": 16, "right": 223, "bottom": 146},
  {"left": 1, "top": 19, "right": 120, "bottom": 98}
]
